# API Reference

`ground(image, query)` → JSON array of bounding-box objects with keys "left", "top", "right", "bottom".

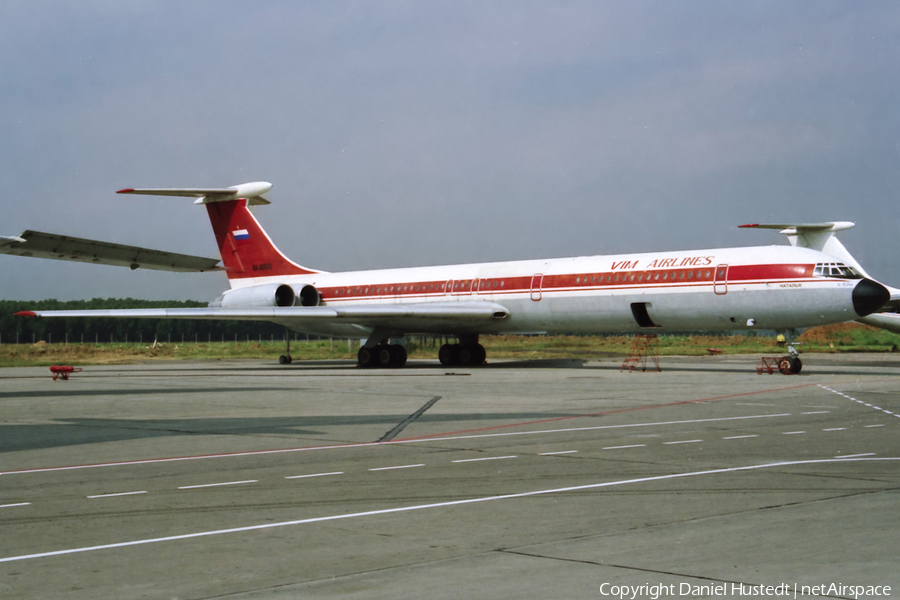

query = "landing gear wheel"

[
  {"left": 458, "top": 343, "right": 486, "bottom": 366},
  {"left": 358, "top": 347, "right": 377, "bottom": 368},
  {"left": 439, "top": 343, "right": 460, "bottom": 366},
  {"left": 279, "top": 355, "right": 292, "bottom": 365},
  {"left": 390, "top": 344, "right": 407, "bottom": 368},
  {"left": 778, "top": 356, "right": 802, "bottom": 375},
  {"left": 376, "top": 345, "right": 394, "bottom": 368}
]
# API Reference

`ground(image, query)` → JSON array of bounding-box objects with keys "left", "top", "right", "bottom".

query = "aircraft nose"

[{"left": 853, "top": 279, "right": 890, "bottom": 317}]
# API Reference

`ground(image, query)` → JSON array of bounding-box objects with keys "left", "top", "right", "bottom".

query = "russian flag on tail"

[{"left": 232, "top": 229, "right": 250, "bottom": 244}]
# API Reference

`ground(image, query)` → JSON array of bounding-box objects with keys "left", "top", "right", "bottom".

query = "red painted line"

[
  {"left": 393, "top": 383, "right": 817, "bottom": 442},
  {"left": 1, "top": 384, "right": 815, "bottom": 476}
]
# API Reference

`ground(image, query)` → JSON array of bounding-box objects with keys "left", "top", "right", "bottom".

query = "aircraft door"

[
  {"left": 531, "top": 273, "right": 543, "bottom": 301},
  {"left": 444, "top": 280, "right": 453, "bottom": 296},
  {"left": 714, "top": 264, "right": 728, "bottom": 295},
  {"left": 471, "top": 279, "right": 479, "bottom": 295}
]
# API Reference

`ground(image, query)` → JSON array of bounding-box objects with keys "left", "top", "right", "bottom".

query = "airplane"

[{"left": 2, "top": 181, "right": 894, "bottom": 373}]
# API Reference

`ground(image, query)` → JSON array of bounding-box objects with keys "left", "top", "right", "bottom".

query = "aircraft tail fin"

[
  {"left": 118, "top": 182, "right": 321, "bottom": 282},
  {"left": 739, "top": 222, "right": 871, "bottom": 278}
]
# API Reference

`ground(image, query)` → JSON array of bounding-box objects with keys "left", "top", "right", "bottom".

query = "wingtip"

[
  {"left": 116, "top": 188, "right": 135, "bottom": 194},
  {"left": 738, "top": 223, "right": 759, "bottom": 228},
  {"left": 14, "top": 311, "right": 37, "bottom": 317}
]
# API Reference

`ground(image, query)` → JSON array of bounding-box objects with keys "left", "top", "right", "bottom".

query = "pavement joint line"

[
  {"left": 368, "top": 464, "right": 424, "bottom": 471},
  {"left": 377, "top": 396, "right": 441, "bottom": 443},
  {"left": 452, "top": 456, "right": 517, "bottom": 463},
  {"left": 178, "top": 480, "right": 257, "bottom": 490},
  {"left": 398, "top": 384, "right": 816, "bottom": 441},
  {"left": 0, "top": 413, "right": 794, "bottom": 476},
  {"left": 87, "top": 491, "right": 147, "bottom": 499},
  {"left": 3, "top": 457, "right": 897, "bottom": 565},
  {"left": 285, "top": 472, "right": 343, "bottom": 479}
]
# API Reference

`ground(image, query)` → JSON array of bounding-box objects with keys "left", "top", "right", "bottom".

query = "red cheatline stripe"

[{"left": 394, "top": 383, "right": 818, "bottom": 442}]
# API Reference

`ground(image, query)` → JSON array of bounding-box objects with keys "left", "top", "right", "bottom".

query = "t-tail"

[{"left": 118, "top": 182, "right": 321, "bottom": 283}]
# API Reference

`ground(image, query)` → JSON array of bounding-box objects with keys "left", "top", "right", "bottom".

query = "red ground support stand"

[
  {"left": 50, "top": 365, "right": 82, "bottom": 380},
  {"left": 705, "top": 348, "right": 723, "bottom": 356},
  {"left": 621, "top": 334, "right": 661, "bottom": 372},
  {"left": 756, "top": 356, "right": 792, "bottom": 375}
]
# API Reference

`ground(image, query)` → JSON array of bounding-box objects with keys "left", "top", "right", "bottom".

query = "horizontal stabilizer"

[
  {"left": 0, "top": 230, "right": 222, "bottom": 272},
  {"left": 15, "top": 301, "right": 511, "bottom": 334},
  {"left": 118, "top": 181, "right": 272, "bottom": 206},
  {"left": 739, "top": 221, "right": 869, "bottom": 278}
]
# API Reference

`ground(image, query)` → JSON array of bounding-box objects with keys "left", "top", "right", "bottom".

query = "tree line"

[{"left": 0, "top": 299, "right": 293, "bottom": 344}]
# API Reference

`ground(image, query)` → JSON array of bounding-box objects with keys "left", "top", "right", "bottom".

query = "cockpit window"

[{"left": 814, "top": 262, "right": 863, "bottom": 279}]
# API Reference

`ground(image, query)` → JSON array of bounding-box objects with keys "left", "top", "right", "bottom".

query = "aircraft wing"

[
  {"left": 0, "top": 230, "right": 222, "bottom": 272},
  {"left": 15, "top": 301, "right": 510, "bottom": 332}
]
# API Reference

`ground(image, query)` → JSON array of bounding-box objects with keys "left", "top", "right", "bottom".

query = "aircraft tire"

[
  {"left": 358, "top": 347, "right": 378, "bottom": 368},
  {"left": 439, "top": 343, "right": 460, "bottom": 366},
  {"left": 391, "top": 344, "right": 407, "bottom": 368},
  {"left": 458, "top": 344, "right": 486, "bottom": 366},
  {"left": 279, "top": 355, "right": 292, "bottom": 365},
  {"left": 778, "top": 357, "right": 792, "bottom": 375},
  {"left": 376, "top": 345, "right": 394, "bottom": 368},
  {"left": 789, "top": 357, "right": 802, "bottom": 374}
]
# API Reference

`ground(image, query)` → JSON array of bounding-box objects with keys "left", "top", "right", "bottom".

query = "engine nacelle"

[
  {"left": 220, "top": 283, "right": 296, "bottom": 308},
  {"left": 296, "top": 284, "right": 320, "bottom": 307}
]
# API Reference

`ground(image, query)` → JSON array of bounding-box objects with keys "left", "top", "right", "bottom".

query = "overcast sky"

[{"left": 2, "top": 1, "right": 899, "bottom": 301}]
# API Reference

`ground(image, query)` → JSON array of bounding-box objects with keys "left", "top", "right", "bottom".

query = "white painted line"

[
  {"left": 285, "top": 472, "right": 343, "bottom": 480},
  {"left": 368, "top": 464, "right": 424, "bottom": 471},
  {"left": 723, "top": 435, "right": 758, "bottom": 440},
  {"left": 823, "top": 428, "right": 846, "bottom": 432},
  {"left": 602, "top": 444, "right": 646, "bottom": 450},
  {"left": 664, "top": 439, "right": 703, "bottom": 445},
  {"left": 178, "top": 480, "right": 257, "bottom": 490},
  {"left": 452, "top": 456, "right": 517, "bottom": 463},
  {"left": 782, "top": 431, "right": 806, "bottom": 435},
  {"left": 0, "top": 503, "right": 30, "bottom": 508},
  {"left": 884, "top": 411, "right": 894, "bottom": 415},
  {"left": 0, "top": 413, "right": 792, "bottom": 476},
  {"left": 4, "top": 457, "right": 897, "bottom": 565},
  {"left": 87, "top": 491, "right": 147, "bottom": 499},
  {"left": 872, "top": 406, "right": 882, "bottom": 411},
  {"left": 865, "top": 424, "right": 886, "bottom": 428},
  {"left": 539, "top": 451, "right": 578, "bottom": 455},
  {"left": 835, "top": 453, "right": 876, "bottom": 458},
  {"left": 802, "top": 411, "right": 830, "bottom": 415}
]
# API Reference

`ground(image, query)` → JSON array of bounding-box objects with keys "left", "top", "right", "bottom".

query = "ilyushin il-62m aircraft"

[{"left": 2, "top": 181, "right": 896, "bottom": 373}]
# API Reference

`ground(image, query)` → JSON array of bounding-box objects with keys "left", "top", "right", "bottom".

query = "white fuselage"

[{"left": 224, "top": 244, "right": 862, "bottom": 338}]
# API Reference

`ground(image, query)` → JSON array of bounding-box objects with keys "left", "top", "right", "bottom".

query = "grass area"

[{"left": 2, "top": 322, "right": 899, "bottom": 367}]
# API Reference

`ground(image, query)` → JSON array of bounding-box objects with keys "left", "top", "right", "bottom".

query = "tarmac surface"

[{"left": 1, "top": 353, "right": 898, "bottom": 599}]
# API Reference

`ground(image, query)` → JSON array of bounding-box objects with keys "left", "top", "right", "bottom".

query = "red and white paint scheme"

[{"left": 8, "top": 182, "right": 894, "bottom": 371}]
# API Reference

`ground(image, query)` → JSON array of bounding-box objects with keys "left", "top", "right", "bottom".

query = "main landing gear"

[
  {"left": 358, "top": 343, "right": 407, "bottom": 368},
  {"left": 438, "top": 335, "right": 486, "bottom": 367}
]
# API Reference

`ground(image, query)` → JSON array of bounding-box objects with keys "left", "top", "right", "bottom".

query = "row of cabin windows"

[
  {"left": 574, "top": 269, "right": 716, "bottom": 284},
  {"left": 329, "top": 269, "right": 721, "bottom": 297}
]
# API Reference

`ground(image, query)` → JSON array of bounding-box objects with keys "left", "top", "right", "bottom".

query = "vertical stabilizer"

[
  {"left": 118, "top": 183, "right": 321, "bottom": 283},
  {"left": 205, "top": 199, "right": 320, "bottom": 281}
]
